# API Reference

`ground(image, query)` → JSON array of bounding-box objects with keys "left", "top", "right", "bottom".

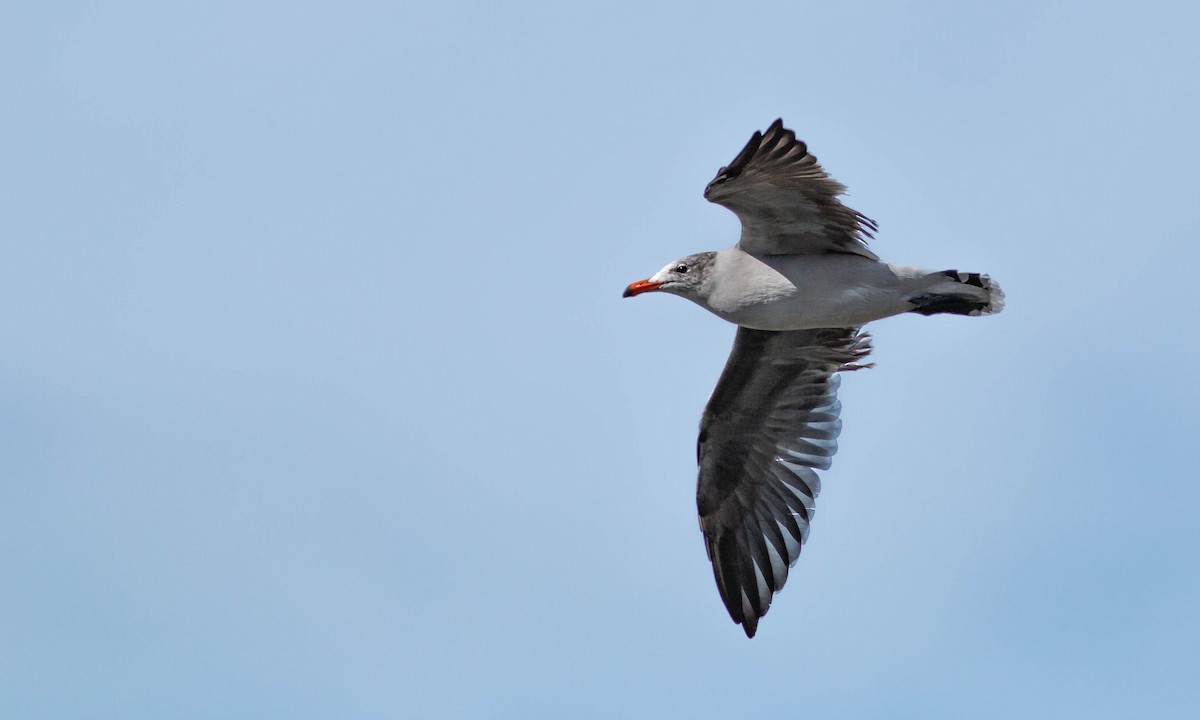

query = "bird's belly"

[{"left": 713, "top": 293, "right": 889, "bottom": 330}]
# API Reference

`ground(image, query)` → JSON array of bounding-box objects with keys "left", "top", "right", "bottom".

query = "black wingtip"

[
  {"left": 705, "top": 119, "right": 806, "bottom": 198},
  {"left": 718, "top": 129, "right": 764, "bottom": 182},
  {"left": 765, "top": 118, "right": 807, "bottom": 157},
  {"left": 742, "top": 617, "right": 758, "bottom": 638}
]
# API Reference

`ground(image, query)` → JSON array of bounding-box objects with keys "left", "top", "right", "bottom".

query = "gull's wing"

[
  {"left": 703, "top": 119, "right": 879, "bottom": 259},
  {"left": 697, "top": 326, "right": 872, "bottom": 638}
]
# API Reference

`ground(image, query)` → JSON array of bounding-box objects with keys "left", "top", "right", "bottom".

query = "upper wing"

[
  {"left": 696, "top": 326, "right": 872, "bottom": 637},
  {"left": 703, "top": 119, "right": 879, "bottom": 259}
]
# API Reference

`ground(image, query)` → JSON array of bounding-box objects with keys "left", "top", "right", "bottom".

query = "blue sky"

[{"left": 3, "top": 1, "right": 1199, "bottom": 717}]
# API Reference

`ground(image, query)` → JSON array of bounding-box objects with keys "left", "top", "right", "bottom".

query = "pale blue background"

[{"left": 3, "top": 2, "right": 1198, "bottom": 718}]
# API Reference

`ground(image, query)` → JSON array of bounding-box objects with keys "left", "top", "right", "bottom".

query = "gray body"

[{"left": 653, "top": 250, "right": 944, "bottom": 331}]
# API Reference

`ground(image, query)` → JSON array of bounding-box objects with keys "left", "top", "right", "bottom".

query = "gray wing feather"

[
  {"left": 697, "top": 326, "right": 872, "bottom": 637},
  {"left": 703, "top": 119, "right": 879, "bottom": 259}
]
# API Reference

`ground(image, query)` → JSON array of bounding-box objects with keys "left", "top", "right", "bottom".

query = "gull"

[{"left": 623, "top": 119, "right": 1003, "bottom": 637}]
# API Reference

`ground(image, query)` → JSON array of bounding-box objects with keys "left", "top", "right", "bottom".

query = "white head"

[{"left": 623, "top": 252, "right": 718, "bottom": 301}]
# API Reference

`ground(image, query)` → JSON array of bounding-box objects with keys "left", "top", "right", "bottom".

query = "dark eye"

[{"left": 674, "top": 264, "right": 689, "bottom": 273}]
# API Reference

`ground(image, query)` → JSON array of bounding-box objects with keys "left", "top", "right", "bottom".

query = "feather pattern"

[
  {"left": 703, "top": 119, "right": 879, "bottom": 259},
  {"left": 696, "top": 326, "right": 873, "bottom": 637}
]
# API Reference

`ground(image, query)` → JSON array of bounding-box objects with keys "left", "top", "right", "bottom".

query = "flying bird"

[{"left": 623, "top": 119, "right": 1003, "bottom": 637}]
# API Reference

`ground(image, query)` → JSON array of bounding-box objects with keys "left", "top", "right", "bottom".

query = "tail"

[{"left": 907, "top": 270, "right": 1005, "bottom": 317}]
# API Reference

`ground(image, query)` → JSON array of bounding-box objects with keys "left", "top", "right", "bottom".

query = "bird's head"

[{"left": 623, "top": 252, "right": 716, "bottom": 300}]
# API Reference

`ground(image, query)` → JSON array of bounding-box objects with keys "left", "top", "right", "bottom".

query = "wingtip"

[
  {"left": 710, "top": 127, "right": 764, "bottom": 186},
  {"left": 741, "top": 618, "right": 759, "bottom": 638}
]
